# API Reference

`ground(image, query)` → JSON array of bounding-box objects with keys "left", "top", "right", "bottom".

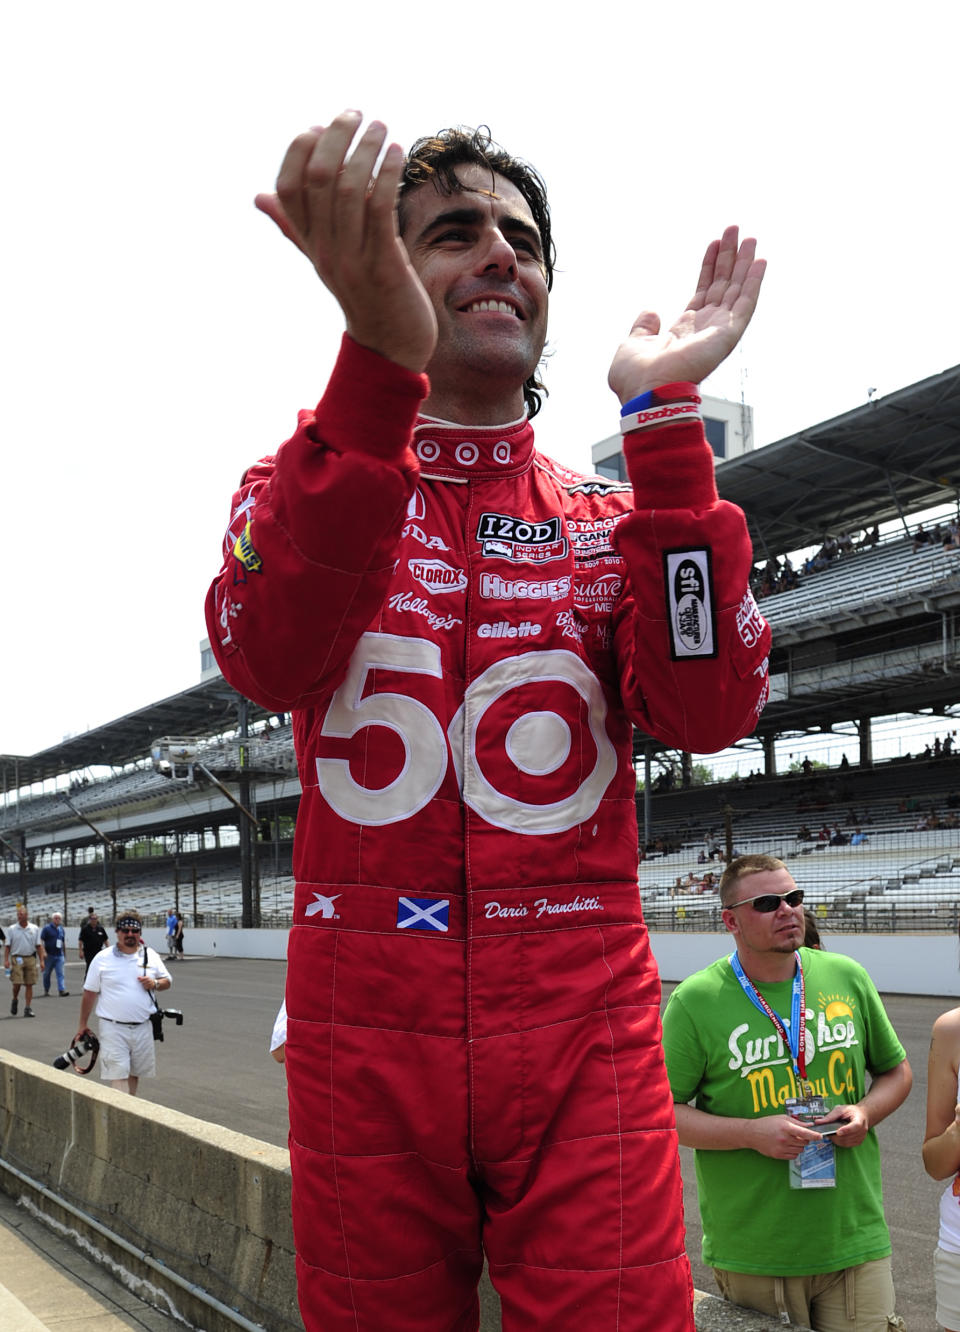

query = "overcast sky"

[{"left": 3, "top": 2, "right": 957, "bottom": 761}]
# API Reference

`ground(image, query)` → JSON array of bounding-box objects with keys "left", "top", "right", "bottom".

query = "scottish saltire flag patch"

[{"left": 396, "top": 898, "right": 450, "bottom": 932}]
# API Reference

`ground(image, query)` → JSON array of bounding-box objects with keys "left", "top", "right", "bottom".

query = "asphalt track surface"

[{"left": 0, "top": 954, "right": 950, "bottom": 1329}]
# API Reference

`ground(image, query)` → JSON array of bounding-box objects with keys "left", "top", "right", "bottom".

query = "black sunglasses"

[{"left": 727, "top": 888, "right": 804, "bottom": 913}]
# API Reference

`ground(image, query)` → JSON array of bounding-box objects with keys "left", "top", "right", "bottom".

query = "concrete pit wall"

[
  {"left": 0, "top": 1051, "right": 298, "bottom": 1331},
  {"left": 0, "top": 1050, "right": 809, "bottom": 1332}
]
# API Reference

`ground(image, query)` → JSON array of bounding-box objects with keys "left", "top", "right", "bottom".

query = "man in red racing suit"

[{"left": 206, "top": 113, "right": 771, "bottom": 1331}]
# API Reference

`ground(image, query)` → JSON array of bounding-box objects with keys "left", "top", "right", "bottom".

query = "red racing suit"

[{"left": 206, "top": 336, "right": 771, "bottom": 1331}]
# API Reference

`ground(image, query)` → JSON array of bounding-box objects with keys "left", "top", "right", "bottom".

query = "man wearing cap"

[
  {"left": 40, "top": 912, "right": 70, "bottom": 997},
  {"left": 4, "top": 904, "right": 45, "bottom": 1017},
  {"left": 75, "top": 910, "right": 172, "bottom": 1095}
]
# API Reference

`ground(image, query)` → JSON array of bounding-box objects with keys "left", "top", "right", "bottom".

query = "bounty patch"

[{"left": 232, "top": 520, "right": 263, "bottom": 583}]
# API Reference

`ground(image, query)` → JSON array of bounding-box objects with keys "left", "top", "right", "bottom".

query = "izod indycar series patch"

[
  {"left": 663, "top": 548, "right": 716, "bottom": 659},
  {"left": 475, "top": 512, "right": 567, "bottom": 564}
]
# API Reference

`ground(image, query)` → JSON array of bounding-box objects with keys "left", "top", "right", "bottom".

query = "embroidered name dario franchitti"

[{"left": 484, "top": 894, "right": 604, "bottom": 920}]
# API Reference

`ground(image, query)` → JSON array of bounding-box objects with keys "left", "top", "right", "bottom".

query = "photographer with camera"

[{"left": 74, "top": 910, "right": 172, "bottom": 1096}]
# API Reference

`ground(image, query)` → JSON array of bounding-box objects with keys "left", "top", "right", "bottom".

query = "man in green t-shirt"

[{"left": 662, "top": 854, "right": 911, "bottom": 1331}]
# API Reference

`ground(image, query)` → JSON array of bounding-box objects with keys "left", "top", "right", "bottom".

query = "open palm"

[{"left": 609, "top": 226, "right": 766, "bottom": 403}]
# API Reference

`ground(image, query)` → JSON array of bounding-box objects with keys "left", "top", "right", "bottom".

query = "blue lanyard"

[{"left": 729, "top": 951, "right": 806, "bottom": 1081}]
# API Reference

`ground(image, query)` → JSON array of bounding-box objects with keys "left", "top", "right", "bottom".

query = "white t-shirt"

[
  {"left": 270, "top": 1000, "right": 287, "bottom": 1053},
  {"left": 83, "top": 945, "right": 172, "bottom": 1024}
]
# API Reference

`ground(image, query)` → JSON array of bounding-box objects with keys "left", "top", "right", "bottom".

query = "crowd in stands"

[
  {"left": 912, "top": 518, "right": 960, "bottom": 552},
  {"left": 751, "top": 510, "right": 959, "bottom": 605},
  {"left": 670, "top": 870, "right": 720, "bottom": 897},
  {"left": 797, "top": 821, "right": 870, "bottom": 847},
  {"left": 751, "top": 525, "right": 879, "bottom": 601}
]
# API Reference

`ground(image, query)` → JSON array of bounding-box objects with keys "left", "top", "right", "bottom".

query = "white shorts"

[
  {"left": 936, "top": 1246, "right": 960, "bottom": 1330},
  {"left": 97, "top": 1019, "right": 156, "bottom": 1080}
]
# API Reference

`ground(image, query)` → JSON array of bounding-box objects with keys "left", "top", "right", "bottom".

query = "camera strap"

[
  {"left": 141, "top": 946, "right": 161, "bottom": 1014},
  {"left": 76, "top": 1037, "right": 100, "bottom": 1074}
]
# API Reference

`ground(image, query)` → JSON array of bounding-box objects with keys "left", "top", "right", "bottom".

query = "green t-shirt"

[{"left": 662, "top": 948, "right": 906, "bottom": 1275}]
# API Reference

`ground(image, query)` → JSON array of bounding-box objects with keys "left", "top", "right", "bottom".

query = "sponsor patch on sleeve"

[
  {"left": 232, "top": 519, "right": 263, "bottom": 584},
  {"left": 663, "top": 548, "right": 716, "bottom": 659}
]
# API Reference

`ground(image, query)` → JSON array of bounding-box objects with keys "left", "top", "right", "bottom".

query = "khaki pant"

[
  {"left": 714, "top": 1256, "right": 905, "bottom": 1331},
  {"left": 10, "top": 955, "right": 38, "bottom": 986}
]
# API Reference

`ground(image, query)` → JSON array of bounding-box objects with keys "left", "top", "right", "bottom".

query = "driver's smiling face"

[{"left": 401, "top": 164, "right": 549, "bottom": 406}]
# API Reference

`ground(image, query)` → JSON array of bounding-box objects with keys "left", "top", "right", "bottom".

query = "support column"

[
  {"left": 643, "top": 746, "right": 653, "bottom": 851},
  {"left": 858, "top": 717, "right": 873, "bottom": 769},
  {"left": 238, "top": 699, "right": 261, "bottom": 929},
  {"left": 763, "top": 733, "right": 777, "bottom": 777}
]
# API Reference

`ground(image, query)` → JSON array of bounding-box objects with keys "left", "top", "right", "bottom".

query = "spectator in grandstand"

[
  {"left": 78, "top": 911, "right": 108, "bottom": 973},
  {"left": 913, "top": 523, "right": 932, "bottom": 551},
  {"left": 4, "top": 905, "right": 45, "bottom": 1017},
  {"left": 74, "top": 910, "right": 172, "bottom": 1096},
  {"left": 206, "top": 109, "right": 771, "bottom": 1331},
  {"left": 663, "top": 854, "right": 911, "bottom": 1331},
  {"left": 165, "top": 906, "right": 177, "bottom": 960},
  {"left": 923, "top": 996, "right": 960, "bottom": 1332},
  {"left": 850, "top": 827, "right": 868, "bottom": 846},
  {"left": 859, "top": 524, "right": 880, "bottom": 548},
  {"left": 40, "top": 912, "right": 69, "bottom": 997},
  {"left": 797, "top": 823, "right": 812, "bottom": 841}
]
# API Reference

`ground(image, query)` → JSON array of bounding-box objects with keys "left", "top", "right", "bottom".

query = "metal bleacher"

[{"left": 759, "top": 537, "right": 959, "bottom": 638}]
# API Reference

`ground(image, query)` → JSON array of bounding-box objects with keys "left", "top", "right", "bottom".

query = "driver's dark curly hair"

[{"left": 399, "top": 128, "right": 555, "bottom": 419}]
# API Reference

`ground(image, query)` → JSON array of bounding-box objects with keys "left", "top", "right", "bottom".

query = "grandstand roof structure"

[
  {"left": 0, "top": 678, "right": 269, "bottom": 791},
  {"left": 717, "top": 363, "right": 960, "bottom": 557}
]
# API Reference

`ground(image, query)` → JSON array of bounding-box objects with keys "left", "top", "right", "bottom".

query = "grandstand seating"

[
  {"left": 759, "top": 536, "right": 958, "bottom": 634},
  {"left": 1, "top": 843, "right": 296, "bottom": 932}
]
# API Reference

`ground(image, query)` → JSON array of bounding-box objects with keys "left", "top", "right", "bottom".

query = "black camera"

[
  {"left": 150, "top": 1008, "right": 185, "bottom": 1041},
  {"left": 53, "top": 1033, "right": 100, "bottom": 1073}
]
